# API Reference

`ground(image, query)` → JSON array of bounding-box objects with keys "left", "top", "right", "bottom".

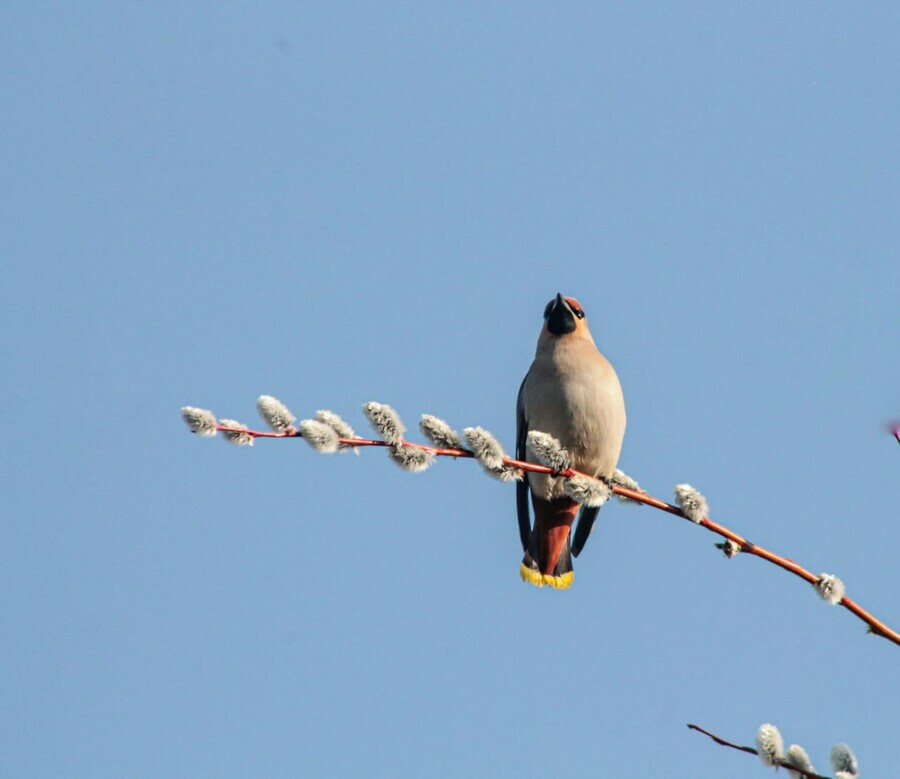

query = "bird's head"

[{"left": 541, "top": 292, "right": 591, "bottom": 340}]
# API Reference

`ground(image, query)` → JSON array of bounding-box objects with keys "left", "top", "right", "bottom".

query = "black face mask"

[{"left": 545, "top": 293, "right": 577, "bottom": 335}]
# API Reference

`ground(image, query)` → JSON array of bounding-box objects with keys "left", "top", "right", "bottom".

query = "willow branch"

[
  {"left": 688, "top": 723, "right": 760, "bottom": 757},
  {"left": 204, "top": 412, "right": 900, "bottom": 647},
  {"left": 688, "top": 724, "right": 833, "bottom": 779}
]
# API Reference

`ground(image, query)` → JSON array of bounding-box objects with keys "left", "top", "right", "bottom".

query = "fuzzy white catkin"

[
  {"left": 784, "top": 744, "right": 815, "bottom": 779},
  {"left": 526, "top": 431, "right": 571, "bottom": 471},
  {"left": 564, "top": 475, "right": 610, "bottom": 508},
  {"left": 463, "top": 427, "right": 506, "bottom": 471},
  {"left": 315, "top": 410, "right": 354, "bottom": 439},
  {"left": 673, "top": 484, "right": 709, "bottom": 523},
  {"left": 219, "top": 419, "right": 254, "bottom": 446},
  {"left": 419, "top": 415, "right": 461, "bottom": 450},
  {"left": 611, "top": 468, "right": 640, "bottom": 491},
  {"left": 315, "top": 410, "right": 356, "bottom": 452},
  {"left": 299, "top": 419, "right": 340, "bottom": 453},
  {"left": 830, "top": 743, "right": 858, "bottom": 776},
  {"left": 463, "top": 427, "right": 522, "bottom": 482},
  {"left": 756, "top": 724, "right": 784, "bottom": 767},
  {"left": 716, "top": 539, "right": 742, "bottom": 558},
  {"left": 388, "top": 445, "right": 434, "bottom": 473},
  {"left": 256, "top": 395, "right": 296, "bottom": 433},
  {"left": 814, "top": 574, "right": 846, "bottom": 606},
  {"left": 492, "top": 465, "right": 524, "bottom": 482},
  {"left": 610, "top": 468, "right": 643, "bottom": 504},
  {"left": 181, "top": 406, "right": 218, "bottom": 437},
  {"left": 363, "top": 402, "right": 405, "bottom": 446}
]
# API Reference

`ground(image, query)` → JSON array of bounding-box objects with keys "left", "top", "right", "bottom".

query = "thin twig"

[
  {"left": 688, "top": 724, "right": 832, "bottom": 779},
  {"left": 687, "top": 723, "right": 758, "bottom": 756},
  {"left": 213, "top": 422, "right": 900, "bottom": 647}
]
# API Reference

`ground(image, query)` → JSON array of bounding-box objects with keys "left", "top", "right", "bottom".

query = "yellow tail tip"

[{"left": 519, "top": 564, "right": 573, "bottom": 590}]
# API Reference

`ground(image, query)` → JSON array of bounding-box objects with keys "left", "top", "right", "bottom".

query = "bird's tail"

[
  {"left": 519, "top": 497, "right": 578, "bottom": 590},
  {"left": 520, "top": 537, "right": 573, "bottom": 589}
]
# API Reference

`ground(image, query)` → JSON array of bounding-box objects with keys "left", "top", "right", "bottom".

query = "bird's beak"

[{"left": 546, "top": 292, "right": 577, "bottom": 336}]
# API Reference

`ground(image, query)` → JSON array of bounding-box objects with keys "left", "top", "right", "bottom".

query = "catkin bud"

[{"left": 181, "top": 406, "right": 218, "bottom": 437}]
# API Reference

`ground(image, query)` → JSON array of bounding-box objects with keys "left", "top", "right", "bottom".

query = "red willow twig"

[
  {"left": 687, "top": 724, "right": 832, "bottom": 779},
  {"left": 215, "top": 423, "right": 900, "bottom": 647}
]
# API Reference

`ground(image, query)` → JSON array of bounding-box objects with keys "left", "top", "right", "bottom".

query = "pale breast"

[{"left": 522, "top": 340, "right": 626, "bottom": 500}]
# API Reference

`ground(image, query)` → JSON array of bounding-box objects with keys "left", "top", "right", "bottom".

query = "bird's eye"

[{"left": 573, "top": 309, "right": 585, "bottom": 320}]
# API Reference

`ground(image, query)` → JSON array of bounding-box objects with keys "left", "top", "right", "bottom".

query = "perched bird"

[{"left": 517, "top": 293, "right": 626, "bottom": 589}]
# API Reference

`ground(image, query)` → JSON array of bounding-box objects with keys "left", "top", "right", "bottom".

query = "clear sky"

[{"left": 3, "top": 3, "right": 898, "bottom": 777}]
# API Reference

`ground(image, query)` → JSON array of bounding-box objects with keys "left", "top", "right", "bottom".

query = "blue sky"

[{"left": 3, "top": 3, "right": 899, "bottom": 777}]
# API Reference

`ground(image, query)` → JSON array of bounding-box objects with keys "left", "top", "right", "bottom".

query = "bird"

[{"left": 516, "top": 293, "right": 626, "bottom": 589}]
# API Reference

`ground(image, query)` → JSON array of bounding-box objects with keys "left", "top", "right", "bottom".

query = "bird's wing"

[
  {"left": 571, "top": 505, "right": 599, "bottom": 558},
  {"left": 515, "top": 374, "right": 532, "bottom": 551}
]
